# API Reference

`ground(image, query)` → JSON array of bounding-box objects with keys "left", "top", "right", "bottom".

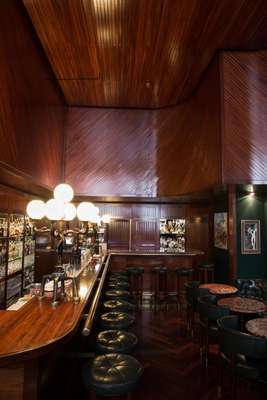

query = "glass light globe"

[
  {"left": 26, "top": 200, "right": 45, "bottom": 220},
  {"left": 63, "top": 203, "right": 76, "bottom": 221},
  {"left": 102, "top": 214, "right": 111, "bottom": 224},
  {"left": 93, "top": 206, "right": 100, "bottom": 215},
  {"left": 54, "top": 183, "right": 74, "bottom": 203},
  {"left": 45, "top": 199, "right": 64, "bottom": 220},
  {"left": 77, "top": 202, "right": 96, "bottom": 221},
  {"left": 90, "top": 214, "right": 101, "bottom": 224}
]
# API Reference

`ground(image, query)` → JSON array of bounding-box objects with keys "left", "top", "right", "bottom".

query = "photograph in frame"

[
  {"left": 241, "top": 220, "right": 261, "bottom": 254},
  {"left": 214, "top": 212, "right": 228, "bottom": 250}
]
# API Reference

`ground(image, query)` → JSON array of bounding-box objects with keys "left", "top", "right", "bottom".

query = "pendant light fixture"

[{"left": 26, "top": 184, "right": 109, "bottom": 224}]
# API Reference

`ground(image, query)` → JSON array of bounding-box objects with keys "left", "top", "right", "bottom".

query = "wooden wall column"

[{"left": 228, "top": 184, "right": 237, "bottom": 281}]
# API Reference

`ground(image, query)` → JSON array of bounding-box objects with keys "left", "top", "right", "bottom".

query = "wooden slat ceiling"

[{"left": 23, "top": 0, "right": 267, "bottom": 108}]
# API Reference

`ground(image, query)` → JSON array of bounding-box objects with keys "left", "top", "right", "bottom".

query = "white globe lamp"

[
  {"left": 102, "top": 214, "right": 111, "bottom": 224},
  {"left": 26, "top": 200, "right": 45, "bottom": 220},
  {"left": 54, "top": 183, "right": 74, "bottom": 203},
  {"left": 63, "top": 203, "right": 76, "bottom": 221},
  {"left": 77, "top": 202, "right": 96, "bottom": 221},
  {"left": 45, "top": 199, "right": 64, "bottom": 221}
]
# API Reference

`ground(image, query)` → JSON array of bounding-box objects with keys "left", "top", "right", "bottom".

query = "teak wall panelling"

[
  {"left": 0, "top": 0, "right": 65, "bottom": 191},
  {"left": 131, "top": 219, "right": 160, "bottom": 251},
  {"left": 221, "top": 51, "right": 267, "bottom": 184},
  {"left": 0, "top": 184, "right": 34, "bottom": 214},
  {"left": 65, "top": 56, "right": 221, "bottom": 197},
  {"left": 108, "top": 219, "right": 130, "bottom": 250},
  {"left": 102, "top": 202, "right": 211, "bottom": 255}
]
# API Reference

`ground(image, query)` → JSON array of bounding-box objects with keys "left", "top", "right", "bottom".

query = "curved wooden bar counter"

[
  {"left": 0, "top": 255, "right": 107, "bottom": 400},
  {"left": 0, "top": 261, "right": 103, "bottom": 363}
]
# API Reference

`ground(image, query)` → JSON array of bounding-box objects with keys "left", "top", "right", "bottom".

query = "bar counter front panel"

[{"left": 109, "top": 250, "right": 204, "bottom": 292}]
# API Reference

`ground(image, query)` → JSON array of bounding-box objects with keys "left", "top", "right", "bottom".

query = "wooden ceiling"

[{"left": 23, "top": 0, "right": 267, "bottom": 108}]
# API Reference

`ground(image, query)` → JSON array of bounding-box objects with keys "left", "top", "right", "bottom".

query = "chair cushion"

[
  {"left": 208, "top": 323, "right": 219, "bottom": 337},
  {"left": 82, "top": 353, "right": 143, "bottom": 396},
  {"left": 221, "top": 352, "right": 267, "bottom": 382},
  {"left": 108, "top": 281, "right": 130, "bottom": 290},
  {"left": 100, "top": 312, "right": 135, "bottom": 330},
  {"left": 105, "top": 290, "right": 131, "bottom": 300},
  {"left": 96, "top": 330, "right": 138, "bottom": 354},
  {"left": 103, "top": 300, "right": 135, "bottom": 313}
]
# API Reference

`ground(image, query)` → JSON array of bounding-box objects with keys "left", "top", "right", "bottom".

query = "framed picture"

[
  {"left": 241, "top": 220, "right": 261, "bottom": 254},
  {"left": 214, "top": 212, "right": 228, "bottom": 250}
]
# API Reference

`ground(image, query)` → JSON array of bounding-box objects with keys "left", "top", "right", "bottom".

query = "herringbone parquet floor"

[
  {"left": 131, "top": 308, "right": 265, "bottom": 400},
  {"left": 42, "top": 307, "right": 266, "bottom": 400}
]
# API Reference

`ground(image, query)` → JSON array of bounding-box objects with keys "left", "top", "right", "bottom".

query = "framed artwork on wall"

[
  {"left": 214, "top": 212, "right": 228, "bottom": 250},
  {"left": 241, "top": 220, "right": 261, "bottom": 254}
]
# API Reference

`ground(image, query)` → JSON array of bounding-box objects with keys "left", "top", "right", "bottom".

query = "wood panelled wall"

[
  {"left": 65, "top": 57, "right": 221, "bottom": 197},
  {"left": 221, "top": 50, "right": 267, "bottom": 183},
  {"left": 95, "top": 202, "right": 211, "bottom": 257},
  {"left": 0, "top": 183, "right": 35, "bottom": 214},
  {"left": 0, "top": 0, "right": 65, "bottom": 191}
]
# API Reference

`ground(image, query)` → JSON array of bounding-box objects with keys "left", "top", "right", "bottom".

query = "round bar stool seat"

[
  {"left": 176, "top": 268, "right": 194, "bottom": 276},
  {"left": 108, "top": 281, "right": 130, "bottom": 290},
  {"left": 103, "top": 300, "right": 135, "bottom": 313},
  {"left": 100, "top": 312, "right": 135, "bottom": 330},
  {"left": 197, "top": 263, "right": 215, "bottom": 284},
  {"left": 109, "top": 275, "right": 129, "bottom": 283},
  {"left": 110, "top": 270, "right": 127, "bottom": 276},
  {"left": 96, "top": 330, "right": 138, "bottom": 354},
  {"left": 105, "top": 290, "right": 131, "bottom": 300},
  {"left": 82, "top": 353, "right": 143, "bottom": 397}
]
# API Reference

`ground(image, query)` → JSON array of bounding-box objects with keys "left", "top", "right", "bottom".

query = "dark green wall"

[{"left": 236, "top": 193, "right": 267, "bottom": 279}]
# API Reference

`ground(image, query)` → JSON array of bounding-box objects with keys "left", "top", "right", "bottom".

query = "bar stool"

[
  {"left": 126, "top": 267, "right": 144, "bottom": 309},
  {"left": 197, "top": 263, "right": 215, "bottom": 283},
  {"left": 110, "top": 271, "right": 128, "bottom": 276},
  {"left": 105, "top": 290, "right": 131, "bottom": 301},
  {"left": 176, "top": 268, "right": 194, "bottom": 310},
  {"left": 167, "top": 268, "right": 194, "bottom": 311},
  {"left": 96, "top": 330, "right": 138, "bottom": 354},
  {"left": 107, "top": 281, "right": 130, "bottom": 290},
  {"left": 82, "top": 353, "right": 143, "bottom": 399},
  {"left": 152, "top": 266, "right": 168, "bottom": 310},
  {"left": 109, "top": 275, "right": 129, "bottom": 283},
  {"left": 103, "top": 300, "right": 135, "bottom": 313},
  {"left": 100, "top": 312, "right": 135, "bottom": 330}
]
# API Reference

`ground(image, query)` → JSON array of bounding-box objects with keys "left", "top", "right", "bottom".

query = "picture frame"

[
  {"left": 214, "top": 212, "right": 228, "bottom": 250},
  {"left": 241, "top": 220, "right": 261, "bottom": 254}
]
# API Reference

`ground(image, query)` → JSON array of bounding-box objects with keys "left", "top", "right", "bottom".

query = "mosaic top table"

[
  {"left": 246, "top": 318, "right": 267, "bottom": 338},
  {"left": 199, "top": 283, "right": 238, "bottom": 295},
  {"left": 218, "top": 296, "right": 266, "bottom": 314}
]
